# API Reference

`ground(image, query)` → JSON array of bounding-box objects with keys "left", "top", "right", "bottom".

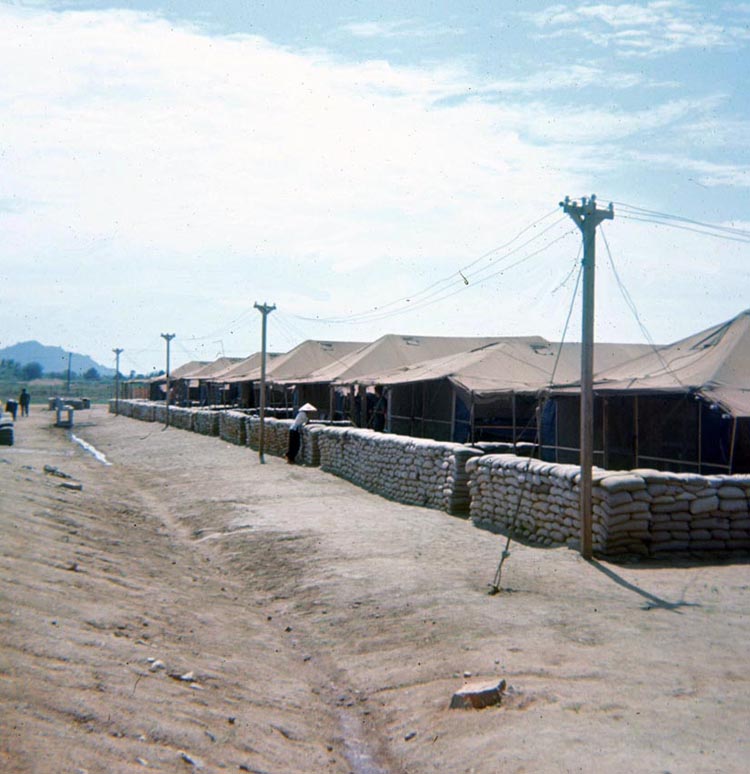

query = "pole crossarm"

[
  {"left": 560, "top": 195, "right": 614, "bottom": 232},
  {"left": 559, "top": 194, "right": 614, "bottom": 559}
]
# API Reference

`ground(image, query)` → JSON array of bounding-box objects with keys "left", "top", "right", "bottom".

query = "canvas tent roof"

[
  {"left": 291, "top": 334, "right": 545, "bottom": 386},
  {"left": 555, "top": 309, "right": 750, "bottom": 417},
  {"left": 224, "top": 340, "right": 366, "bottom": 384},
  {"left": 350, "top": 339, "right": 652, "bottom": 402},
  {"left": 207, "top": 352, "right": 280, "bottom": 382},
  {"left": 149, "top": 360, "right": 209, "bottom": 383},
  {"left": 188, "top": 357, "right": 245, "bottom": 380}
]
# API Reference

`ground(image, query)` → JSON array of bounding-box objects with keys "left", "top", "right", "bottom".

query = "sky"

[{"left": 1, "top": 0, "right": 749, "bottom": 376}]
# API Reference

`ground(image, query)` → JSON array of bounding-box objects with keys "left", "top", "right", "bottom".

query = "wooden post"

[
  {"left": 254, "top": 302, "right": 276, "bottom": 463},
  {"left": 160, "top": 333, "right": 175, "bottom": 428},
  {"left": 561, "top": 195, "right": 614, "bottom": 559},
  {"left": 113, "top": 348, "right": 123, "bottom": 415}
]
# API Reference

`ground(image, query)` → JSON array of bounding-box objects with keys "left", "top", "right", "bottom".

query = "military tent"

[{"left": 544, "top": 309, "right": 750, "bottom": 473}]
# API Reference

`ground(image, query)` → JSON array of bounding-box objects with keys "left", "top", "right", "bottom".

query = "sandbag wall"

[
  {"left": 193, "top": 410, "right": 220, "bottom": 436},
  {"left": 135, "top": 401, "right": 156, "bottom": 421},
  {"left": 316, "top": 427, "right": 480, "bottom": 513},
  {"left": 467, "top": 454, "right": 750, "bottom": 556},
  {"left": 247, "top": 417, "right": 292, "bottom": 458},
  {"left": 109, "top": 399, "right": 135, "bottom": 417},
  {"left": 169, "top": 407, "right": 194, "bottom": 431},
  {"left": 219, "top": 410, "right": 248, "bottom": 445}
]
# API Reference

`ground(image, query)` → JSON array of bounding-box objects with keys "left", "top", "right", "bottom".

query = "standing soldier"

[{"left": 19, "top": 388, "right": 31, "bottom": 417}]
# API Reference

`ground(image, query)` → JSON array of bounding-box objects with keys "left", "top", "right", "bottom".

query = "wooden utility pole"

[
  {"left": 254, "top": 302, "right": 276, "bottom": 463},
  {"left": 560, "top": 195, "right": 614, "bottom": 559},
  {"left": 113, "top": 348, "right": 123, "bottom": 415},
  {"left": 160, "top": 333, "right": 175, "bottom": 428},
  {"left": 66, "top": 352, "right": 72, "bottom": 394}
]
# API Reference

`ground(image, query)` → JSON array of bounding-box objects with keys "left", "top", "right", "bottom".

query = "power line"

[
  {"left": 619, "top": 214, "right": 750, "bottom": 245},
  {"left": 181, "top": 306, "right": 260, "bottom": 342},
  {"left": 301, "top": 225, "right": 576, "bottom": 327},
  {"left": 550, "top": 242, "right": 581, "bottom": 296},
  {"left": 549, "top": 262, "right": 583, "bottom": 388},
  {"left": 614, "top": 201, "right": 750, "bottom": 238},
  {"left": 295, "top": 211, "right": 567, "bottom": 325},
  {"left": 610, "top": 200, "right": 750, "bottom": 244},
  {"left": 600, "top": 225, "right": 685, "bottom": 388}
]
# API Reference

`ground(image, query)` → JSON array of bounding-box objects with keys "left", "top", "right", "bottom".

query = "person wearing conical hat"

[{"left": 285, "top": 403, "right": 316, "bottom": 464}]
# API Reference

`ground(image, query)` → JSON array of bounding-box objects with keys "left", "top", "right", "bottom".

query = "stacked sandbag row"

[
  {"left": 614, "top": 469, "right": 750, "bottom": 555},
  {"left": 246, "top": 417, "right": 292, "bottom": 458},
  {"left": 592, "top": 472, "right": 654, "bottom": 555},
  {"left": 168, "top": 407, "right": 194, "bottom": 431},
  {"left": 109, "top": 399, "right": 135, "bottom": 417},
  {"left": 110, "top": 399, "right": 130, "bottom": 417},
  {"left": 467, "top": 455, "right": 600, "bottom": 550},
  {"left": 134, "top": 401, "right": 156, "bottom": 422},
  {"left": 219, "top": 410, "right": 248, "bottom": 445},
  {"left": 316, "top": 427, "right": 480, "bottom": 513},
  {"left": 304, "top": 425, "right": 324, "bottom": 467},
  {"left": 193, "top": 409, "right": 220, "bottom": 436},
  {"left": 467, "top": 455, "right": 750, "bottom": 556}
]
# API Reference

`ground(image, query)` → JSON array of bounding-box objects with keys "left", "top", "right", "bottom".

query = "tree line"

[{"left": 0, "top": 359, "right": 103, "bottom": 381}]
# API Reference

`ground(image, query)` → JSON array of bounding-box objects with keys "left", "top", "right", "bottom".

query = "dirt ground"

[{"left": 1, "top": 407, "right": 748, "bottom": 774}]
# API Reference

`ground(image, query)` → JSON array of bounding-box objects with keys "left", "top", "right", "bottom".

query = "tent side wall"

[
  {"left": 470, "top": 393, "right": 538, "bottom": 445},
  {"left": 387, "top": 379, "right": 454, "bottom": 441},
  {"left": 544, "top": 392, "right": 736, "bottom": 473}
]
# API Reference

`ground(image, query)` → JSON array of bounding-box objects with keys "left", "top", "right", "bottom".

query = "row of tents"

[{"left": 123, "top": 308, "right": 750, "bottom": 474}]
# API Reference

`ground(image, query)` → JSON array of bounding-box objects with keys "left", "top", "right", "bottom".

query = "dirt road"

[{"left": 1, "top": 407, "right": 748, "bottom": 773}]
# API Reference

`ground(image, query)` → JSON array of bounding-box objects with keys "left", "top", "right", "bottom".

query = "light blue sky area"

[{"left": 1, "top": 1, "right": 748, "bottom": 374}]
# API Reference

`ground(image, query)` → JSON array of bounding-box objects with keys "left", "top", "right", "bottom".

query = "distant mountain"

[{"left": 0, "top": 340, "right": 115, "bottom": 377}]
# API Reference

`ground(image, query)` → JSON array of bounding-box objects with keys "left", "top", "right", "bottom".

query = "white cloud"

[
  {"left": 0, "top": 3, "right": 746, "bottom": 371},
  {"left": 630, "top": 152, "right": 750, "bottom": 188},
  {"left": 526, "top": 1, "right": 750, "bottom": 56},
  {"left": 340, "top": 18, "right": 463, "bottom": 40}
]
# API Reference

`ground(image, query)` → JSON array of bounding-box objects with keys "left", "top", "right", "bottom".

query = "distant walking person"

[
  {"left": 19, "top": 388, "right": 30, "bottom": 417},
  {"left": 285, "top": 403, "right": 316, "bottom": 464}
]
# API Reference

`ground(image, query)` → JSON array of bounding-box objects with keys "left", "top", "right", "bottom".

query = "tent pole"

[
  {"left": 452, "top": 388, "right": 458, "bottom": 443},
  {"left": 634, "top": 395, "right": 639, "bottom": 468},
  {"left": 603, "top": 397, "right": 609, "bottom": 469},
  {"left": 469, "top": 391, "right": 475, "bottom": 444},
  {"left": 360, "top": 384, "right": 368, "bottom": 428},
  {"left": 329, "top": 385, "right": 334, "bottom": 424},
  {"left": 555, "top": 397, "right": 559, "bottom": 463},
  {"left": 512, "top": 392, "right": 516, "bottom": 445},
  {"left": 410, "top": 386, "right": 415, "bottom": 436},
  {"left": 421, "top": 383, "right": 426, "bottom": 437},
  {"left": 697, "top": 399, "right": 702, "bottom": 474},
  {"left": 729, "top": 416, "right": 738, "bottom": 474}
]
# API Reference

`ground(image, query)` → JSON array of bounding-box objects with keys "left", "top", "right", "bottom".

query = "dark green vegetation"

[{"left": 0, "top": 376, "right": 116, "bottom": 406}]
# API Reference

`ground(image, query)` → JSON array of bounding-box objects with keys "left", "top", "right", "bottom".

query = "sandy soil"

[{"left": 1, "top": 406, "right": 748, "bottom": 773}]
